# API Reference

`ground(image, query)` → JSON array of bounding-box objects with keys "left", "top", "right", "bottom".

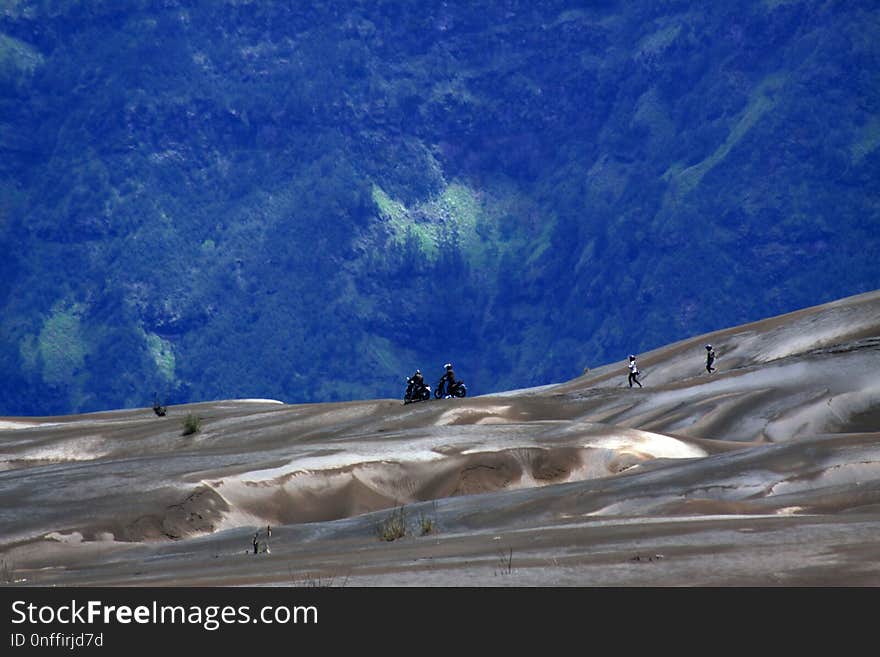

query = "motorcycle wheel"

[{"left": 454, "top": 384, "right": 467, "bottom": 398}]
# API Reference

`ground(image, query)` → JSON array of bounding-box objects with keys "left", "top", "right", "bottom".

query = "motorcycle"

[
  {"left": 404, "top": 378, "right": 432, "bottom": 404},
  {"left": 434, "top": 378, "right": 467, "bottom": 399}
]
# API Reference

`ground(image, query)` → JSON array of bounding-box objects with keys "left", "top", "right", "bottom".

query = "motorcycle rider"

[
  {"left": 406, "top": 369, "right": 426, "bottom": 399},
  {"left": 438, "top": 363, "right": 457, "bottom": 397}
]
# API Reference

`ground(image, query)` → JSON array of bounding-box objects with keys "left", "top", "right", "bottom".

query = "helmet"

[
  {"left": 629, "top": 355, "right": 635, "bottom": 360},
  {"left": 705, "top": 344, "right": 712, "bottom": 350},
  {"left": 415, "top": 369, "right": 421, "bottom": 375},
  {"left": 445, "top": 363, "right": 452, "bottom": 370}
]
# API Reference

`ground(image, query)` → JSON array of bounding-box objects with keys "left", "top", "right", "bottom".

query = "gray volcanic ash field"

[{"left": 2, "top": 291, "right": 879, "bottom": 586}]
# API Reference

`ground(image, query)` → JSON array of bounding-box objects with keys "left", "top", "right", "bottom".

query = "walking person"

[
  {"left": 627, "top": 355, "right": 643, "bottom": 388},
  {"left": 705, "top": 344, "right": 716, "bottom": 374}
]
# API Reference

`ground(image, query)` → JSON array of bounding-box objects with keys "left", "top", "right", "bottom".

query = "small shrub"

[
  {"left": 181, "top": 412, "right": 202, "bottom": 436},
  {"left": 418, "top": 513, "right": 434, "bottom": 536},
  {"left": 290, "top": 570, "right": 349, "bottom": 587},
  {"left": 1, "top": 559, "right": 14, "bottom": 584},
  {"left": 377, "top": 506, "right": 407, "bottom": 542},
  {"left": 494, "top": 548, "right": 513, "bottom": 576}
]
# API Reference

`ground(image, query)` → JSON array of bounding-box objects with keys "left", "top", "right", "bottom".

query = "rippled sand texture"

[{"left": 1, "top": 290, "right": 879, "bottom": 586}]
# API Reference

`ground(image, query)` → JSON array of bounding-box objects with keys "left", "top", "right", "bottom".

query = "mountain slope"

[{"left": 0, "top": 1, "right": 878, "bottom": 414}]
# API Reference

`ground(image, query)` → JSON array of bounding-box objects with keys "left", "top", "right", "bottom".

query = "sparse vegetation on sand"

[
  {"left": 377, "top": 506, "right": 407, "bottom": 541},
  {"left": 181, "top": 412, "right": 202, "bottom": 436},
  {"left": 289, "top": 569, "right": 349, "bottom": 587},
  {"left": 494, "top": 548, "right": 513, "bottom": 576},
  {"left": 419, "top": 513, "right": 434, "bottom": 536},
  {"left": 1, "top": 559, "right": 15, "bottom": 585}
]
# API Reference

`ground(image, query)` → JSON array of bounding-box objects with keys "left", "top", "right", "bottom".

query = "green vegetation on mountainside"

[{"left": 0, "top": 0, "right": 877, "bottom": 413}]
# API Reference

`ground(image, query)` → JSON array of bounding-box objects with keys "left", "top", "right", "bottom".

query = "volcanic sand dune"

[{"left": 1, "top": 290, "right": 879, "bottom": 585}]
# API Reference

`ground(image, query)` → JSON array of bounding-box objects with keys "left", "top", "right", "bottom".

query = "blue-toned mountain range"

[{"left": 0, "top": 0, "right": 877, "bottom": 414}]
